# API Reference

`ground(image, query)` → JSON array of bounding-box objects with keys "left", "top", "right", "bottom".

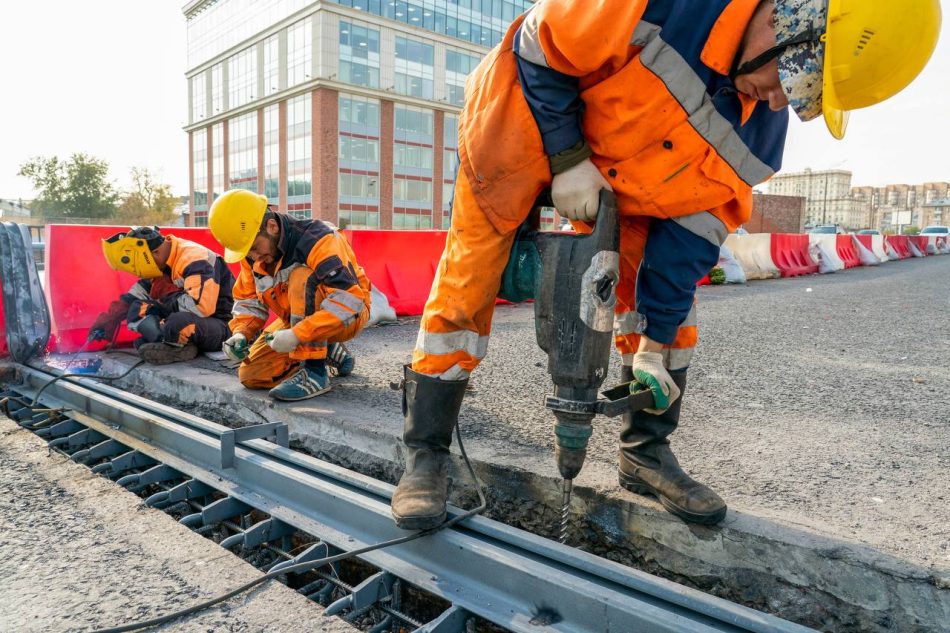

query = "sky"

[{"left": 1, "top": 1, "right": 948, "bottom": 201}]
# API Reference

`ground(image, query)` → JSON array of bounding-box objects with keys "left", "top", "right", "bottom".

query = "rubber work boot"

[
  {"left": 137, "top": 342, "right": 198, "bottom": 365},
  {"left": 326, "top": 342, "right": 355, "bottom": 377},
  {"left": 268, "top": 362, "right": 331, "bottom": 401},
  {"left": 618, "top": 367, "right": 727, "bottom": 525},
  {"left": 391, "top": 365, "right": 468, "bottom": 530}
]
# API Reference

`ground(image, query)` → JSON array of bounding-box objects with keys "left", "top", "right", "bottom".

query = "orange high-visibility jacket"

[
  {"left": 459, "top": 0, "right": 788, "bottom": 237},
  {"left": 229, "top": 215, "right": 371, "bottom": 343},
  {"left": 125, "top": 235, "right": 234, "bottom": 321}
]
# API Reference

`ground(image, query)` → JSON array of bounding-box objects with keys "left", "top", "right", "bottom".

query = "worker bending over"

[
  {"left": 391, "top": 0, "right": 940, "bottom": 529},
  {"left": 208, "top": 190, "right": 370, "bottom": 402},
  {"left": 93, "top": 226, "right": 235, "bottom": 364}
]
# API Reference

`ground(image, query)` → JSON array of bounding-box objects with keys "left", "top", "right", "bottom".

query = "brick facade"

[{"left": 746, "top": 193, "right": 806, "bottom": 233}]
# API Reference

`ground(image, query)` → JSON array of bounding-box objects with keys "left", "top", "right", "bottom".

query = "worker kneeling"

[
  {"left": 94, "top": 226, "right": 235, "bottom": 364},
  {"left": 208, "top": 189, "right": 370, "bottom": 402}
]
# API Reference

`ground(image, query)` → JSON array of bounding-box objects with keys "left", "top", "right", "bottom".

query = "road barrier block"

[
  {"left": 724, "top": 234, "right": 781, "bottom": 279},
  {"left": 770, "top": 233, "right": 818, "bottom": 277},
  {"left": 886, "top": 235, "right": 913, "bottom": 259},
  {"left": 342, "top": 229, "right": 447, "bottom": 315},
  {"left": 909, "top": 235, "right": 930, "bottom": 256},
  {"left": 835, "top": 235, "right": 862, "bottom": 268},
  {"left": 808, "top": 234, "right": 845, "bottom": 273}
]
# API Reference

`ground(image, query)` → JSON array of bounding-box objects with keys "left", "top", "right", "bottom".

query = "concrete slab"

[
  {"left": 33, "top": 254, "right": 950, "bottom": 632},
  {"left": 0, "top": 416, "right": 357, "bottom": 633}
]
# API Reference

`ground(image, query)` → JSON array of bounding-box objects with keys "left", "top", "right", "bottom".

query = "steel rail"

[{"left": 13, "top": 363, "right": 813, "bottom": 633}]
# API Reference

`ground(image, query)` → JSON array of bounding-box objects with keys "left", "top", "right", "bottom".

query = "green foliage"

[
  {"left": 115, "top": 168, "right": 178, "bottom": 226},
  {"left": 18, "top": 153, "right": 118, "bottom": 219},
  {"left": 902, "top": 225, "right": 921, "bottom": 235},
  {"left": 708, "top": 267, "right": 726, "bottom": 285}
]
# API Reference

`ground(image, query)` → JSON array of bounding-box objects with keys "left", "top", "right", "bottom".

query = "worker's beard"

[{"left": 258, "top": 231, "right": 282, "bottom": 267}]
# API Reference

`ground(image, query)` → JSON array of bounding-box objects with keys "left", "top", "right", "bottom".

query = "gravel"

[{"left": 0, "top": 417, "right": 356, "bottom": 633}]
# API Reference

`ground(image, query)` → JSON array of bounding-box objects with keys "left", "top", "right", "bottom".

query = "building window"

[
  {"left": 394, "top": 104, "right": 434, "bottom": 229},
  {"left": 287, "top": 93, "right": 312, "bottom": 219},
  {"left": 192, "top": 128, "right": 208, "bottom": 225},
  {"left": 211, "top": 63, "right": 224, "bottom": 114},
  {"left": 338, "top": 93, "right": 380, "bottom": 229},
  {"left": 394, "top": 36, "right": 435, "bottom": 99},
  {"left": 445, "top": 50, "right": 479, "bottom": 106},
  {"left": 191, "top": 72, "right": 207, "bottom": 123},
  {"left": 287, "top": 18, "right": 312, "bottom": 87},
  {"left": 263, "top": 35, "right": 280, "bottom": 97},
  {"left": 442, "top": 114, "right": 458, "bottom": 229},
  {"left": 211, "top": 122, "right": 225, "bottom": 202},
  {"left": 325, "top": 0, "right": 527, "bottom": 47},
  {"left": 339, "top": 21, "right": 380, "bottom": 89},
  {"left": 228, "top": 47, "right": 257, "bottom": 109},
  {"left": 263, "top": 104, "right": 280, "bottom": 204},
  {"left": 229, "top": 112, "right": 258, "bottom": 192}
]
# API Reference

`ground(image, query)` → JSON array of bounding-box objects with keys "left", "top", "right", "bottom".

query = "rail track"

[{"left": 1, "top": 362, "right": 813, "bottom": 633}]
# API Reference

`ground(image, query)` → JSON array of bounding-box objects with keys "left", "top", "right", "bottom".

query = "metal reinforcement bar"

[{"left": 11, "top": 364, "right": 813, "bottom": 633}]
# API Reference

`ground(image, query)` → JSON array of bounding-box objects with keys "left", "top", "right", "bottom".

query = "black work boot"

[
  {"left": 391, "top": 366, "right": 468, "bottom": 530},
  {"left": 618, "top": 366, "right": 727, "bottom": 525}
]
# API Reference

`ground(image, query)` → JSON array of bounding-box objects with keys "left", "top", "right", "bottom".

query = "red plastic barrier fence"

[
  {"left": 835, "top": 235, "right": 861, "bottom": 269},
  {"left": 911, "top": 235, "right": 930, "bottom": 256},
  {"left": 885, "top": 235, "right": 912, "bottom": 259},
  {"left": 342, "top": 230, "right": 447, "bottom": 315},
  {"left": 45, "top": 225, "right": 237, "bottom": 353},
  {"left": 770, "top": 233, "right": 818, "bottom": 277},
  {"left": 854, "top": 234, "right": 873, "bottom": 252}
]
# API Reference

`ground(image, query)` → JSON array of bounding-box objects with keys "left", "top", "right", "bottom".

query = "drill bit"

[{"left": 559, "top": 478, "right": 573, "bottom": 544}]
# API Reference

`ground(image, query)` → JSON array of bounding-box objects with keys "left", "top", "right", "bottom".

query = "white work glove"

[
  {"left": 551, "top": 158, "right": 612, "bottom": 222},
  {"left": 631, "top": 351, "right": 681, "bottom": 414},
  {"left": 222, "top": 333, "right": 248, "bottom": 362},
  {"left": 267, "top": 329, "right": 301, "bottom": 354}
]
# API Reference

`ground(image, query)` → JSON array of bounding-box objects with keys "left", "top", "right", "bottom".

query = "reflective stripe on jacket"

[{"left": 229, "top": 214, "right": 372, "bottom": 344}]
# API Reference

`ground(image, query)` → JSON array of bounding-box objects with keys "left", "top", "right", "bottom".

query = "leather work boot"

[
  {"left": 391, "top": 365, "right": 468, "bottom": 530},
  {"left": 618, "top": 366, "right": 727, "bottom": 525},
  {"left": 137, "top": 342, "right": 198, "bottom": 365}
]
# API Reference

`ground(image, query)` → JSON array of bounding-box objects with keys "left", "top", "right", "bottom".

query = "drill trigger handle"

[{"left": 596, "top": 382, "right": 657, "bottom": 417}]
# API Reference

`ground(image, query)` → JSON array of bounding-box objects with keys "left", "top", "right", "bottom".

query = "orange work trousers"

[
  {"left": 239, "top": 267, "right": 368, "bottom": 389},
  {"left": 411, "top": 170, "right": 697, "bottom": 380}
]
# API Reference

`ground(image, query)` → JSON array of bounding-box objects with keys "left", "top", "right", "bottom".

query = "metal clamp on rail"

[{"left": 220, "top": 422, "right": 289, "bottom": 469}]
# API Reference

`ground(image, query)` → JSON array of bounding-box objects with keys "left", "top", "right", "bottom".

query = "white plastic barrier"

[
  {"left": 870, "top": 235, "right": 889, "bottom": 262},
  {"left": 938, "top": 237, "right": 950, "bottom": 255},
  {"left": 723, "top": 234, "right": 780, "bottom": 280},
  {"left": 808, "top": 234, "right": 845, "bottom": 274},
  {"left": 852, "top": 235, "right": 880, "bottom": 266},
  {"left": 718, "top": 244, "right": 746, "bottom": 284},
  {"left": 924, "top": 236, "right": 938, "bottom": 255},
  {"left": 883, "top": 239, "right": 901, "bottom": 260}
]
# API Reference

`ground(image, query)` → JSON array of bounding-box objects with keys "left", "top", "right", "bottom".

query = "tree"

[
  {"left": 115, "top": 167, "right": 178, "bottom": 226},
  {"left": 18, "top": 153, "right": 118, "bottom": 220},
  {"left": 902, "top": 225, "right": 921, "bottom": 235}
]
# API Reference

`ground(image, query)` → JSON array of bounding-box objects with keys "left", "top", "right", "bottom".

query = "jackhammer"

[{"left": 503, "top": 189, "right": 655, "bottom": 543}]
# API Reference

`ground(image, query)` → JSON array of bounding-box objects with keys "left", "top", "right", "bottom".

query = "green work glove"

[
  {"left": 223, "top": 333, "right": 248, "bottom": 362},
  {"left": 630, "top": 351, "right": 681, "bottom": 414}
]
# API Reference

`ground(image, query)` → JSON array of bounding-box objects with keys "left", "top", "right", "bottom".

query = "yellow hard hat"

[
  {"left": 767, "top": 0, "right": 941, "bottom": 140},
  {"left": 208, "top": 189, "right": 269, "bottom": 263},
  {"left": 821, "top": 0, "right": 941, "bottom": 139},
  {"left": 101, "top": 226, "right": 164, "bottom": 279}
]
